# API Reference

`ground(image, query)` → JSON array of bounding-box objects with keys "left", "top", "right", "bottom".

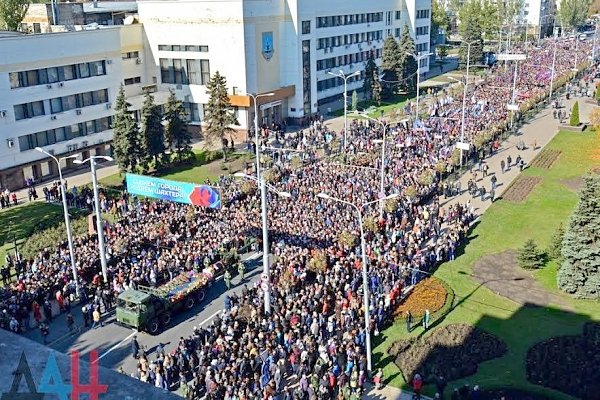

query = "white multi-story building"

[
  {"left": 138, "top": 0, "right": 431, "bottom": 127},
  {"left": 522, "top": 0, "right": 557, "bottom": 38},
  {"left": 0, "top": 0, "right": 431, "bottom": 189},
  {"left": 0, "top": 24, "right": 146, "bottom": 189}
]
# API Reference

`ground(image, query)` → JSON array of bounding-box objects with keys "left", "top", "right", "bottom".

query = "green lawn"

[
  {"left": 376, "top": 131, "right": 600, "bottom": 399},
  {"left": 0, "top": 202, "right": 69, "bottom": 267},
  {"left": 100, "top": 149, "right": 252, "bottom": 188}
]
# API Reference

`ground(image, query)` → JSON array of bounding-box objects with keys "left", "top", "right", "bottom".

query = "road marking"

[
  {"left": 197, "top": 310, "right": 221, "bottom": 328},
  {"left": 94, "top": 329, "right": 137, "bottom": 363}
]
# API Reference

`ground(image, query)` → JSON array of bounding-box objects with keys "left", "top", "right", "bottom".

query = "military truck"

[{"left": 116, "top": 269, "right": 214, "bottom": 334}]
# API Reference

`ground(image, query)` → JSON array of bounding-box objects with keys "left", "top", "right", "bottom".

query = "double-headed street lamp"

[
  {"left": 328, "top": 70, "right": 361, "bottom": 150},
  {"left": 317, "top": 192, "right": 399, "bottom": 374},
  {"left": 406, "top": 52, "right": 433, "bottom": 122},
  {"left": 233, "top": 172, "right": 291, "bottom": 314},
  {"left": 35, "top": 147, "right": 80, "bottom": 297},
  {"left": 73, "top": 155, "right": 113, "bottom": 283}
]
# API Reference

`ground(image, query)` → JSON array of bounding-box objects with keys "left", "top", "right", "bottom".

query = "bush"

[
  {"left": 338, "top": 231, "right": 358, "bottom": 248},
  {"left": 307, "top": 250, "right": 328, "bottom": 273},
  {"left": 570, "top": 101, "right": 580, "bottom": 127},
  {"left": 21, "top": 217, "right": 90, "bottom": 259},
  {"left": 363, "top": 217, "right": 379, "bottom": 233},
  {"left": 546, "top": 224, "right": 565, "bottom": 261},
  {"left": 517, "top": 239, "right": 545, "bottom": 269},
  {"left": 418, "top": 169, "right": 435, "bottom": 186},
  {"left": 393, "top": 277, "right": 449, "bottom": 318}
]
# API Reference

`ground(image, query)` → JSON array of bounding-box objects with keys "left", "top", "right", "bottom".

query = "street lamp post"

[
  {"left": 549, "top": 38, "right": 557, "bottom": 100},
  {"left": 406, "top": 52, "right": 433, "bottom": 122},
  {"left": 328, "top": 70, "right": 361, "bottom": 150},
  {"left": 35, "top": 147, "right": 80, "bottom": 297},
  {"left": 74, "top": 155, "right": 113, "bottom": 283},
  {"left": 244, "top": 92, "right": 277, "bottom": 314},
  {"left": 316, "top": 192, "right": 399, "bottom": 374}
]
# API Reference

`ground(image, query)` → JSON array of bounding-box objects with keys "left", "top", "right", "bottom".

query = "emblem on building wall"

[{"left": 262, "top": 32, "right": 274, "bottom": 60}]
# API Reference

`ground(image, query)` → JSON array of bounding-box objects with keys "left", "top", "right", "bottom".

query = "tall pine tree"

[
  {"left": 204, "top": 71, "right": 238, "bottom": 150},
  {"left": 557, "top": 174, "right": 600, "bottom": 298},
  {"left": 164, "top": 90, "right": 192, "bottom": 162},
  {"left": 140, "top": 90, "right": 165, "bottom": 171},
  {"left": 363, "top": 50, "right": 378, "bottom": 100},
  {"left": 398, "top": 25, "right": 418, "bottom": 94},
  {"left": 381, "top": 35, "right": 401, "bottom": 96},
  {"left": 111, "top": 85, "right": 141, "bottom": 172},
  {"left": 458, "top": 0, "right": 484, "bottom": 69},
  {"left": 372, "top": 70, "right": 382, "bottom": 106}
]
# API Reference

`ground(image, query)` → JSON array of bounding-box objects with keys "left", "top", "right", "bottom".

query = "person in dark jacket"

[{"left": 131, "top": 335, "right": 140, "bottom": 359}]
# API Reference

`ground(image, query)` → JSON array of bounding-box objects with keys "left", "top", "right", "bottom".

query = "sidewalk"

[{"left": 438, "top": 93, "right": 595, "bottom": 216}]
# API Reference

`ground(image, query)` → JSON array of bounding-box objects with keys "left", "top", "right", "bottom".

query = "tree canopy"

[
  {"left": 458, "top": 0, "right": 484, "bottom": 69},
  {"left": 164, "top": 90, "right": 192, "bottom": 161},
  {"left": 0, "top": 0, "right": 30, "bottom": 31},
  {"left": 398, "top": 25, "right": 418, "bottom": 94},
  {"left": 111, "top": 86, "right": 141, "bottom": 173},
  {"left": 559, "top": 0, "right": 591, "bottom": 30}
]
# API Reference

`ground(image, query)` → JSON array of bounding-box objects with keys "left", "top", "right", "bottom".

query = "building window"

[
  {"left": 416, "top": 9, "right": 430, "bottom": 19},
  {"left": 122, "top": 51, "right": 139, "bottom": 59},
  {"left": 14, "top": 101, "right": 45, "bottom": 120},
  {"left": 184, "top": 102, "right": 200, "bottom": 122},
  {"left": 416, "top": 26, "right": 429, "bottom": 36},
  {"left": 33, "top": 23, "right": 41, "bottom": 33},
  {"left": 48, "top": 89, "right": 109, "bottom": 113},
  {"left": 395, "top": 11, "right": 401, "bottom": 20},
  {"left": 200, "top": 60, "right": 210, "bottom": 85},
  {"left": 9, "top": 61, "right": 106, "bottom": 89},
  {"left": 159, "top": 45, "right": 209, "bottom": 52},
  {"left": 124, "top": 77, "right": 141, "bottom": 85},
  {"left": 160, "top": 58, "right": 210, "bottom": 85},
  {"left": 302, "top": 20, "right": 311, "bottom": 34},
  {"left": 302, "top": 40, "right": 311, "bottom": 116}
]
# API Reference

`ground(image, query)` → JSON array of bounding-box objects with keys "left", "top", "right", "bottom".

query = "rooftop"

[{"left": 82, "top": 1, "right": 138, "bottom": 13}]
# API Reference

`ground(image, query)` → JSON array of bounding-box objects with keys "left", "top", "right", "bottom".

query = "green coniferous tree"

[
  {"left": 398, "top": 25, "right": 418, "bottom": 94},
  {"left": 381, "top": 35, "right": 401, "bottom": 96},
  {"left": 351, "top": 90, "right": 358, "bottom": 111},
  {"left": 547, "top": 223, "right": 565, "bottom": 260},
  {"left": 111, "top": 85, "right": 141, "bottom": 173},
  {"left": 140, "top": 90, "right": 165, "bottom": 171},
  {"left": 558, "top": 174, "right": 600, "bottom": 298},
  {"left": 570, "top": 101, "right": 580, "bottom": 126},
  {"left": 517, "top": 239, "right": 545, "bottom": 270},
  {"left": 372, "top": 70, "right": 382, "bottom": 106},
  {"left": 164, "top": 90, "right": 192, "bottom": 162},
  {"left": 204, "top": 71, "right": 239, "bottom": 154},
  {"left": 363, "top": 51, "right": 378, "bottom": 100}
]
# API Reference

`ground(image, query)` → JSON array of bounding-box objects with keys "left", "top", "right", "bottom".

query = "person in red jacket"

[{"left": 412, "top": 373, "right": 424, "bottom": 398}]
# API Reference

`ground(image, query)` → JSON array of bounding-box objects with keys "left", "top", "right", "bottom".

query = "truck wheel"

[
  {"left": 197, "top": 289, "right": 206, "bottom": 303},
  {"left": 161, "top": 312, "right": 171, "bottom": 327},
  {"left": 148, "top": 318, "right": 160, "bottom": 335},
  {"left": 184, "top": 297, "right": 195, "bottom": 310}
]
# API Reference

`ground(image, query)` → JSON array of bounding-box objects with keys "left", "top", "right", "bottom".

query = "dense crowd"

[{"left": 0, "top": 37, "right": 594, "bottom": 399}]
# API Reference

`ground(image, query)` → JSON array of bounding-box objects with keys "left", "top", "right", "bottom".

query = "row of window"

[
  {"left": 158, "top": 45, "right": 209, "bottom": 52},
  {"left": 13, "top": 89, "right": 109, "bottom": 120},
  {"left": 183, "top": 102, "right": 201, "bottom": 122},
  {"left": 159, "top": 58, "right": 211, "bottom": 86},
  {"left": 317, "top": 49, "right": 383, "bottom": 71},
  {"left": 18, "top": 116, "right": 112, "bottom": 151},
  {"left": 317, "top": 30, "right": 384, "bottom": 50},
  {"left": 122, "top": 51, "right": 139, "bottom": 60},
  {"left": 316, "top": 13, "right": 384, "bottom": 28},
  {"left": 124, "top": 76, "right": 141, "bottom": 85},
  {"left": 316, "top": 73, "right": 363, "bottom": 92},
  {"left": 416, "top": 9, "right": 430, "bottom": 19},
  {"left": 416, "top": 43, "right": 429, "bottom": 53},
  {"left": 9, "top": 60, "right": 106, "bottom": 89},
  {"left": 416, "top": 26, "right": 430, "bottom": 36}
]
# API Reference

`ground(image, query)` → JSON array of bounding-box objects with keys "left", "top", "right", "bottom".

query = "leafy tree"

[
  {"left": 398, "top": 25, "right": 418, "bottom": 93},
  {"left": 363, "top": 50, "right": 378, "bottom": 100},
  {"left": 547, "top": 224, "right": 565, "bottom": 260},
  {"left": 570, "top": 101, "right": 580, "bottom": 126},
  {"left": 480, "top": 0, "right": 500, "bottom": 40},
  {"left": 351, "top": 90, "right": 358, "bottom": 111},
  {"left": 437, "top": 44, "right": 449, "bottom": 60},
  {"left": 589, "top": 107, "right": 600, "bottom": 130},
  {"left": 431, "top": 0, "right": 450, "bottom": 44},
  {"left": 0, "top": 0, "right": 30, "bottom": 31},
  {"left": 204, "top": 71, "right": 239, "bottom": 150},
  {"left": 517, "top": 239, "right": 545, "bottom": 270},
  {"left": 558, "top": 174, "right": 600, "bottom": 298},
  {"left": 559, "top": 0, "right": 591, "bottom": 30},
  {"left": 111, "top": 86, "right": 141, "bottom": 172},
  {"left": 381, "top": 35, "right": 401, "bottom": 96},
  {"left": 139, "top": 90, "right": 165, "bottom": 171},
  {"left": 372, "top": 70, "right": 382, "bottom": 106},
  {"left": 164, "top": 90, "right": 192, "bottom": 162},
  {"left": 458, "top": 0, "right": 484, "bottom": 69}
]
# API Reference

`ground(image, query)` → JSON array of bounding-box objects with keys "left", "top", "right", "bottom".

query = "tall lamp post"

[
  {"left": 244, "top": 91, "right": 278, "bottom": 314},
  {"left": 317, "top": 192, "right": 399, "bottom": 374},
  {"left": 233, "top": 172, "right": 291, "bottom": 312},
  {"left": 406, "top": 52, "right": 433, "bottom": 122},
  {"left": 35, "top": 147, "right": 80, "bottom": 297},
  {"left": 328, "top": 70, "right": 361, "bottom": 150},
  {"left": 73, "top": 155, "right": 113, "bottom": 283},
  {"left": 549, "top": 38, "right": 557, "bottom": 100}
]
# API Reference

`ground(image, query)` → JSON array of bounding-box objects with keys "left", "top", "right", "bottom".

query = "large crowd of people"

[{"left": 0, "top": 37, "right": 595, "bottom": 399}]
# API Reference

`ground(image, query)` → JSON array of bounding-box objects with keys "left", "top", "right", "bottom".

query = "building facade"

[
  {"left": 0, "top": 25, "right": 147, "bottom": 189},
  {"left": 138, "top": 0, "right": 431, "bottom": 128}
]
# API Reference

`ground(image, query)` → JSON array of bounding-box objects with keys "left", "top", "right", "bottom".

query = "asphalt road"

[{"left": 24, "top": 252, "right": 265, "bottom": 375}]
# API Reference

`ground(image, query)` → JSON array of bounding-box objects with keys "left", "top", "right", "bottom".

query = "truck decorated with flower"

[{"left": 116, "top": 264, "right": 219, "bottom": 334}]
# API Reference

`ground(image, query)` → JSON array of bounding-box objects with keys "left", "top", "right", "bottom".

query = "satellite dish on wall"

[{"left": 124, "top": 15, "right": 135, "bottom": 25}]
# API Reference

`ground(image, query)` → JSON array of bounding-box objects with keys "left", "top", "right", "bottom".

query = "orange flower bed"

[{"left": 394, "top": 277, "right": 447, "bottom": 318}]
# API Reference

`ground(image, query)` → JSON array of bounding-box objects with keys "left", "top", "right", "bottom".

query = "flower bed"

[
  {"left": 388, "top": 324, "right": 507, "bottom": 382},
  {"left": 161, "top": 269, "right": 212, "bottom": 303},
  {"left": 393, "top": 277, "right": 449, "bottom": 319},
  {"left": 526, "top": 323, "right": 600, "bottom": 399}
]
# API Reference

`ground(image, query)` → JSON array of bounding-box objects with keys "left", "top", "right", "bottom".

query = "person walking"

[
  {"left": 500, "top": 160, "right": 505, "bottom": 173},
  {"left": 66, "top": 313, "right": 75, "bottom": 331},
  {"left": 40, "top": 322, "right": 50, "bottom": 344},
  {"left": 224, "top": 269, "right": 232, "bottom": 290},
  {"left": 237, "top": 261, "right": 246, "bottom": 282},
  {"left": 423, "top": 309, "right": 430, "bottom": 330},
  {"left": 480, "top": 186, "right": 486, "bottom": 201},
  {"left": 81, "top": 304, "right": 90, "bottom": 328},
  {"left": 132, "top": 335, "right": 140, "bottom": 359},
  {"left": 490, "top": 175, "right": 497, "bottom": 190},
  {"left": 406, "top": 311, "right": 412, "bottom": 333},
  {"left": 91, "top": 306, "right": 102, "bottom": 329},
  {"left": 507, "top": 155, "right": 512, "bottom": 168}
]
